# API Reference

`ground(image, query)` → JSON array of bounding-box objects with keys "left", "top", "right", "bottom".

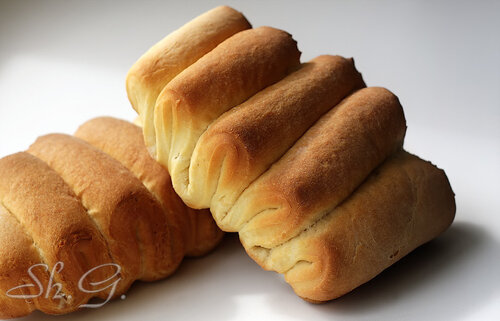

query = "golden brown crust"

[
  {"left": 189, "top": 55, "right": 366, "bottom": 222},
  {"left": 244, "top": 151, "right": 455, "bottom": 301},
  {"left": 230, "top": 87, "right": 407, "bottom": 247},
  {"left": 153, "top": 26, "right": 301, "bottom": 205},
  {"left": 74, "top": 117, "right": 223, "bottom": 257},
  {"left": 126, "top": 5, "right": 251, "bottom": 153},
  {"left": 27, "top": 134, "right": 175, "bottom": 286},
  {"left": 0, "top": 153, "right": 115, "bottom": 316}
]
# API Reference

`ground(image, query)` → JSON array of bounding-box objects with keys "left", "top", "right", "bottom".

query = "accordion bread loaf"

[
  {"left": 0, "top": 118, "right": 223, "bottom": 318},
  {"left": 128, "top": 5, "right": 456, "bottom": 302}
]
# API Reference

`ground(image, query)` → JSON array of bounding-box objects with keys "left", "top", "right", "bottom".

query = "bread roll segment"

[
  {"left": 188, "top": 55, "right": 366, "bottom": 217},
  {"left": 74, "top": 116, "right": 223, "bottom": 257},
  {"left": 229, "top": 87, "right": 406, "bottom": 244},
  {"left": 0, "top": 153, "right": 115, "bottom": 315},
  {"left": 244, "top": 151, "right": 455, "bottom": 302},
  {"left": 0, "top": 201, "right": 36, "bottom": 318},
  {"left": 126, "top": 5, "right": 251, "bottom": 154},
  {"left": 154, "top": 26, "right": 301, "bottom": 205}
]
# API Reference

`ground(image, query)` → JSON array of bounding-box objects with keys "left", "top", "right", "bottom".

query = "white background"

[{"left": 1, "top": 0, "right": 499, "bottom": 320}]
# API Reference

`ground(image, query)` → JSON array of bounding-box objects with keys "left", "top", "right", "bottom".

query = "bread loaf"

[
  {"left": 0, "top": 118, "right": 223, "bottom": 318},
  {"left": 129, "top": 5, "right": 455, "bottom": 302}
]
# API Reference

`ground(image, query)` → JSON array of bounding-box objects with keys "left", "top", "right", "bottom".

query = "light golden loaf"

[
  {"left": 129, "top": 5, "right": 456, "bottom": 302},
  {"left": 0, "top": 118, "right": 223, "bottom": 319}
]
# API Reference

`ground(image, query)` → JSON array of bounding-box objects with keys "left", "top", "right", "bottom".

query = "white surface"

[{"left": 1, "top": 0, "right": 499, "bottom": 320}]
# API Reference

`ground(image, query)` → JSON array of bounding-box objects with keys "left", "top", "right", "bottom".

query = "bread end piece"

[{"left": 248, "top": 151, "right": 455, "bottom": 302}]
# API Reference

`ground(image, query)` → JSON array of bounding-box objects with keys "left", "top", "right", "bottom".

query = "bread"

[
  {"left": 126, "top": 5, "right": 251, "bottom": 153},
  {"left": 74, "top": 116, "right": 223, "bottom": 256},
  {"left": 247, "top": 151, "right": 455, "bottom": 302},
  {"left": 0, "top": 153, "right": 115, "bottom": 316},
  {"left": 28, "top": 134, "right": 175, "bottom": 284},
  {"left": 0, "top": 118, "right": 223, "bottom": 318},
  {"left": 129, "top": 5, "right": 455, "bottom": 302}
]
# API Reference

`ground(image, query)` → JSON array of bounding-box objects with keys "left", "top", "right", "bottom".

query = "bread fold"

[
  {"left": 153, "top": 26, "right": 301, "bottom": 204},
  {"left": 188, "top": 55, "right": 366, "bottom": 217},
  {"left": 0, "top": 153, "right": 115, "bottom": 316},
  {"left": 126, "top": 5, "right": 251, "bottom": 153},
  {"left": 244, "top": 151, "right": 455, "bottom": 302}
]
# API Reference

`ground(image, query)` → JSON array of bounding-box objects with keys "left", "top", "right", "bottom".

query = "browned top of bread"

[
  {"left": 200, "top": 55, "right": 365, "bottom": 163},
  {"left": 231, "top": 87, "right": 407, "bottom": 248}
]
